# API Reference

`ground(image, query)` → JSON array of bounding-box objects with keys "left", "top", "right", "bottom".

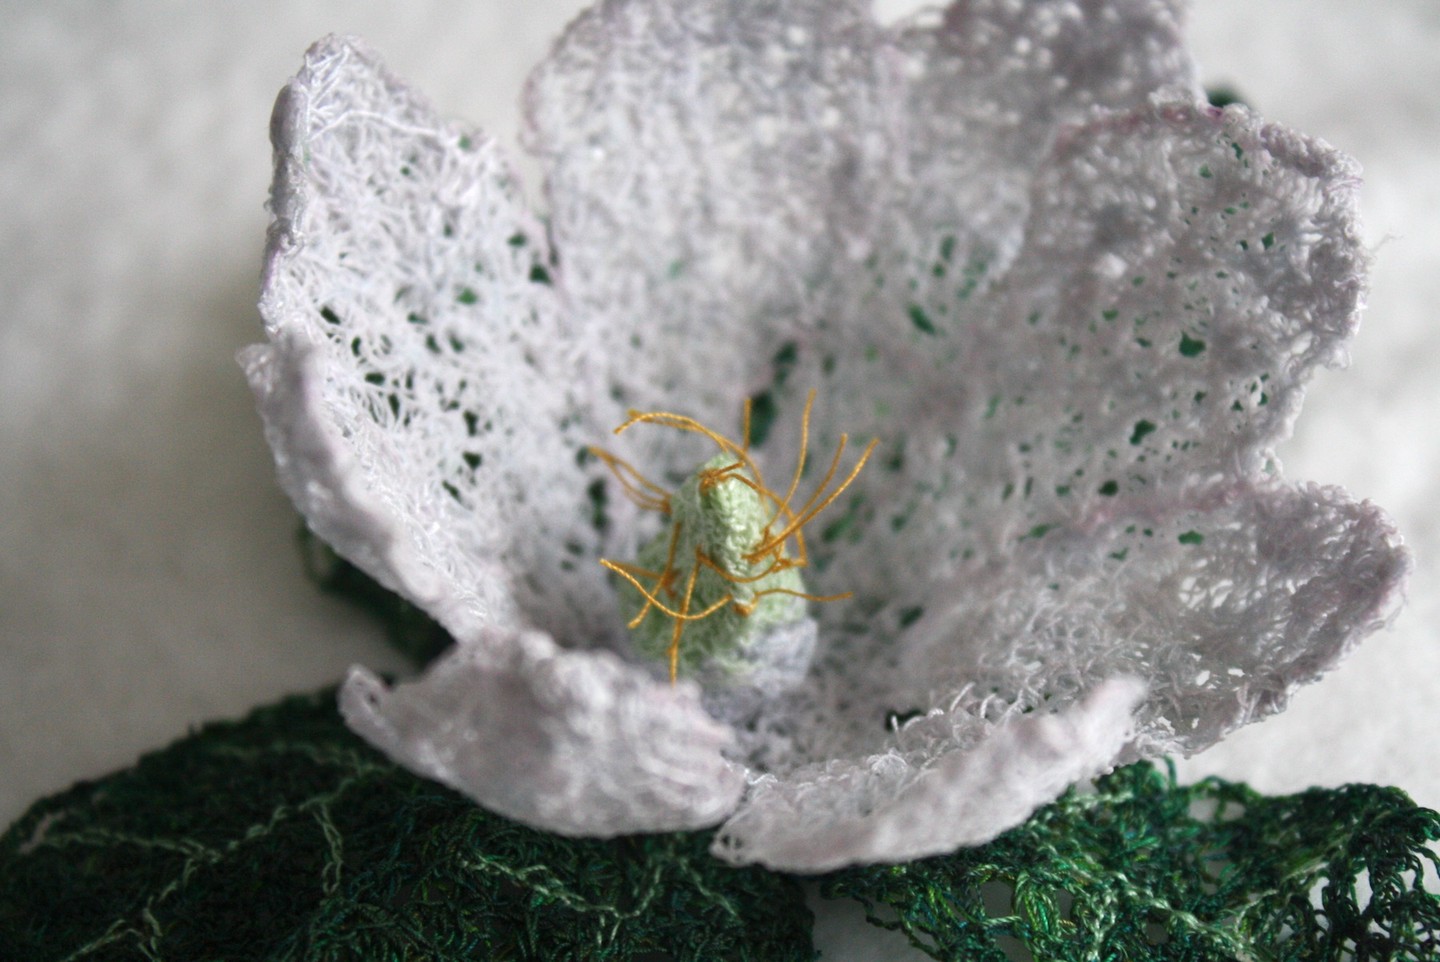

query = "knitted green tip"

[{"left": 618, "top": 454, "right": 808, "bottom": 681}]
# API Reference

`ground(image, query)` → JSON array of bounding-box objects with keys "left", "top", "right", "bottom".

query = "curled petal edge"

[
  {"left": 713, "top": 677, "right": 1147, "bottom": 872},
  {"left": 340, "top": 629, "right": 747, "bottom": 836}
]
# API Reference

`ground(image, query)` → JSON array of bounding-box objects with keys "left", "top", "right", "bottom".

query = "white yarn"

[
  {"left": 340, "top": 629, "right": 745, "bottom": 835},
  {"left": 245, "top": 0, "right": 1408, "bottom": 872}
]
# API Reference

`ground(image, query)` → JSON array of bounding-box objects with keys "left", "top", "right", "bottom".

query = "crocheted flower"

[{"left": 243, "top": 1, "right": 1407, "bottom": 871}]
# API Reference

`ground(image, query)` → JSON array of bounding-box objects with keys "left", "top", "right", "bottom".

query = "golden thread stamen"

[
  {"left": 731, "top": 586, "right": 854, "bottom": 617},
  {"left": 587, "top": 445, "right": 670, "bottom": 512},
  {"left": 771, "top": 390, "right": 815, "bottom": 532},
  {"left": 593, "top": 394, "right": 873, "bottom": 684},
  {"left": 698, "top": 460, "right": 747, "bottom": 493},
  {"left": 603, "top": 522, "right": 686, "bottom": 630},
  {"left": 748, "top": 435, "right": 877, "bottom": 563},
  {"left": 659, "top": 519, "right": 683, "bottom": 594},
  {"left": 602, "top": 559, "right": 733, "bottom": 625},
  {"left": 615, "top": 410, "right": 767, "bottom": 492},
  {"left": 746, "top": 446, "right": 842, "bottom": 566},
  {"left": 694, "top": 549, "right": 796, "bottom": 586},
  {"left": 669, "top": 549, "right": 706, "bottom": 682}
]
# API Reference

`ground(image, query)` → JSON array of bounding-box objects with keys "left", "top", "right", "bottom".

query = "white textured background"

[{"left": 2, "top": 2, "right": 1436, "bottom": 956}]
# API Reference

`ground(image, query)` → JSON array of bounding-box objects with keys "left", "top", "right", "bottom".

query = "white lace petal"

[
  {"left": 911, "top": 484, "right": 1406, "bottom": 757},
  {"left": 525, "top": 0, "right": 897, "bottom": 426},
  {"left": 247, "top": 36, "right": 613, "bottom": 648},
  {"left": 246, "top": 6, "right": 1410, "bottom": 868},
  {"left": 893, "top": 0, "right": 1198, "bottom": 284},
  {"left": 341, "top": 628, "right": 745, "bottom": 834},
  {"left": 794, "top": 102, "right": 1370, "bottom": 596},
  {"left": 712, "top": 677, "right": 1146, "bottom": 871}
]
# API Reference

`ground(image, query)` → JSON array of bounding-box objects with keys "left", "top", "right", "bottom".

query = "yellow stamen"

[
  {"left": 592, "top": 392, "right": 873, "bottom": 683},
  {"left": 587, "top": 445, "right": 670, "bottom": 513},
  {"left": 748, "top": 435, "right": 877, "bottom": 563},
  {"left": 669, "top": 550, "right": 706, "bottom": 682},
  {"left": 692, "top": 549, "right": 811, "bottom": 592},
  {"left": 731, "top": 587, "right": 854, "bottom": 617},
  {"left": 608, "top": 522, "right": 683, "bottom": 630},
  {"left": 603, "top": 559, "right": 734, "bottom": 624},
  {"left": 770, "top": 390, "right": 815, "bottom": 532},
  {"left": 615, "top": 410, "right": 767, "bottom": 492},
  {"left": 698, "top": 459, "right": 747, "bottom": 493}
]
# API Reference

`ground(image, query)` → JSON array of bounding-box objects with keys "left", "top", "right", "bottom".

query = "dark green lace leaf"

[
  {"left": 4, "top": 681, "right": 1438, "bottom": 961},
  {"left": 0, "top": 688, "right": 813, "bottom": 962},
  {"left": 818, "top": 760, "right": 1440, "bottom": 961}
]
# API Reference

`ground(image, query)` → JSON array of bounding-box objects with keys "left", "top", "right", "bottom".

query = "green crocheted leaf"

[
  {"left": 818, "top": 761, "right": 1440, "bottom": 961},
  {"left": 7, "top": 530, "right": 1435, "bottom": 960},
  {"left": 0, "top": 688, "right": 813, "bottom": 962},
  {"left": 3, "top": 683, "right": 1438, "bottom": 961}
]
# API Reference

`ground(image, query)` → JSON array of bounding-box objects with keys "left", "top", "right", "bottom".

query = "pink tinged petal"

[
  {"left": 711, "top": 677, "right": 1146, "bottom": 871},
  {"left": 918, "top": 106, "right": 1395, "bottom": 741},
  {"left": 341, "top": 628, "right": 745, "bottom": 835},
  {"left": 979, "top": 102, "right": 1367, "bottom": 508},
  {"left": 1111, "top": 483, "right": 1409, "bottom": 757},
  {"left": 815, "top": 101, "right": 1371, "bottom": 590},
  {"left": 243, "top": 36, "right": 614, "bottom": 648}
]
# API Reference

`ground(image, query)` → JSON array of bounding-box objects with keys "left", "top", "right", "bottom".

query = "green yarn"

[
  {"left": 0, "top": 688, "right": 813, "bottom": 962},
  {"left": 2, "top": 688, "right": 1437, "bottom": 960},
  {"left": 820, "top": 761, "right": 1440, "bottom": 961}
]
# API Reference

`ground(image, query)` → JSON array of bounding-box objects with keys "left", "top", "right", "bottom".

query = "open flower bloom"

[{"left": 242, "top": 0, "right": 1408, "bottom": 871}]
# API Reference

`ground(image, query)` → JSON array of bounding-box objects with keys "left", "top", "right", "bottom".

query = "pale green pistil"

[
  {"left": 620, "top": 455, "right": 807, "bottom": 680},
  {"left": 594, "top": 396, "right": 876, "bottom": 686}
]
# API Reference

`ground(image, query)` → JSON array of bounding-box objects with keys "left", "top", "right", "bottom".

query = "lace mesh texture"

[
  {"left": 3, "top": 687, "right": 1436, "bottom": 960},
  {"left": 242, "top": 0, "right": 1408, "bottom": 870},
  {"left": 0, "top": 689, "right": 812, "bottom": 962}
]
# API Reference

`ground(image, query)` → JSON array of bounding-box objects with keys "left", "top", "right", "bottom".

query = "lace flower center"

[{"left": 593, "top": 392, "right": 876, "bottom": 684}]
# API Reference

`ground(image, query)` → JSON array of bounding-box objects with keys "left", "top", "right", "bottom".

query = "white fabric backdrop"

[{"left": 2, "top": 1, "right": 1436, "bottom": 955}]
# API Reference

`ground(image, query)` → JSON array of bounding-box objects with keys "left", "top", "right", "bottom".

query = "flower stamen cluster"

[{"left": 594, "top": 392, "right": 876, "bottom": 682}]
